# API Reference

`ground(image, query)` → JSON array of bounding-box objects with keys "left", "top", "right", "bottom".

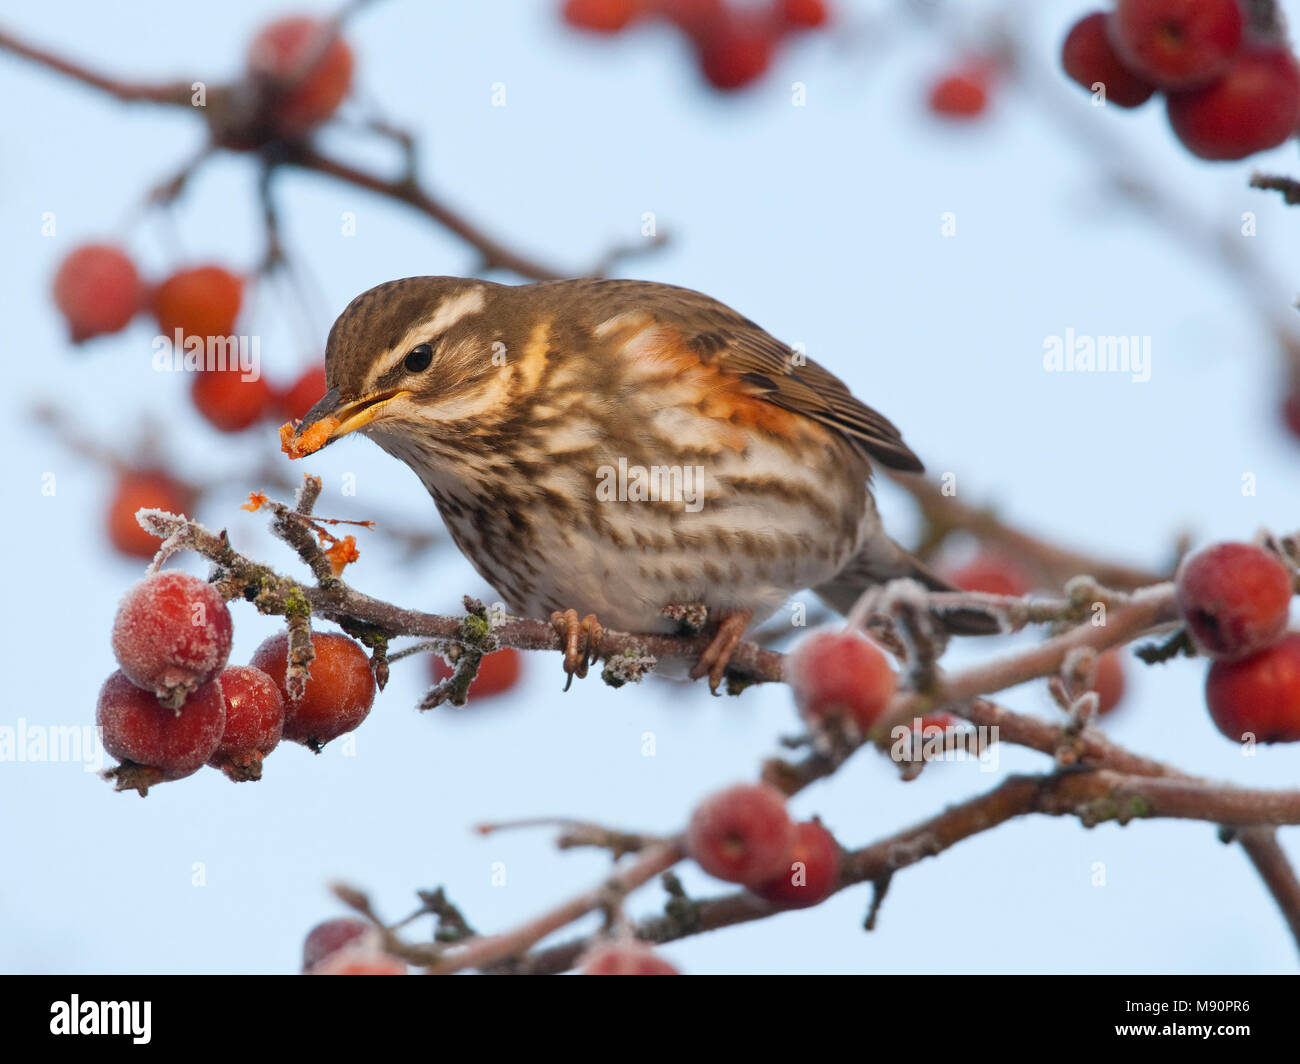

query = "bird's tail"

[{"left": 814, "top": 539, "right": 1002, "bottom": 636}]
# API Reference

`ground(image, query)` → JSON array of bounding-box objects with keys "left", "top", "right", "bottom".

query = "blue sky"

[{"left": 3, "top": 0, "right": 1299, "bottom": 973}]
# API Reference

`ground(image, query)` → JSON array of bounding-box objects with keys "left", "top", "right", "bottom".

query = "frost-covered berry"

[
  {"left": 686, "top": 782, "right": 796, "bottom": 885},
  {"left": 310, "top": 948, "right": 407, "bottom": 975},
  {"left": 787, "top": 628, "right": 897, "bottom": 735},
  {"left": 207, "top": 665, "right": 284, "bottom": 781},
  {"left": 579, "top": 940, "right": 680, "bottom": 975},
  {"left": 250, "top": 631, "right": 375, "bottom": 750},
  {"left": 97, "top": 669, "right": 225, "bottom": 782},
  {"left": 751, "top": 820, "right": 841, "bottom": 908},
  {"left": 1205, "top": 633, "right": 1300, "bottom": 744},
  {"left": 302, "top": 917, "right": 371, "bottom": 971},
  {"left": 1176, "top": 542, "right": 1293, "bottom": 661},
  {"left": 111, "top": 571, "right": 233, "bottom": 708}
]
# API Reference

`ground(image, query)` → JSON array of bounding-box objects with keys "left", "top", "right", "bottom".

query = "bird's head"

[{"left": 285, "top": 276, "right": 520, "bottom": 459}]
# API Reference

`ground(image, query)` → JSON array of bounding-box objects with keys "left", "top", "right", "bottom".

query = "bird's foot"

[
  {"left": 550, "top": 608, "right": 603, "bottom": 691},
  {"left": 688, "top": 607, "right": 754, "bottom": 695}
]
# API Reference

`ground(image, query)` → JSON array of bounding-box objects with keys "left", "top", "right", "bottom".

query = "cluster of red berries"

[
  {"left": 686, "top": 782, "right": 842, "bottom": 908},
  {"left": 562, "top": 0, "right": 830, "bottom": 91},
  {"left": 1061, "top": 1, "right": 1300, "bottom": 161},
  {"left": 52, "top": 247, "right": 326, "bottom": 435},
  {"left": 1175, "top": 542, "right": 1300, "bottom": 743},
  {"left": 98, "top": 570, "right": 376, "bottom": 791}
]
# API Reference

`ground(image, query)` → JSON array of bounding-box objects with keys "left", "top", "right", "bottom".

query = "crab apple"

[
  {"left": 247, "top": 16, "right": 354, "bottom": 134},
  {"left": 52, "top": 243, "right": 142, "bottom": 342},
  {"left": 1176, "top": 542, "right": 1293, "bottom": 661},
  {"left": 751, "top": 820, "right": 841, "bottom": 908},
  {"left": 207, "top": 666, "right": 284, "bottom": 781},
  {"left": 927, "top": 62, "right": 993, "bottom": 119},
  {"left": 105, "top": 469, "right": 195, "bottom": 560},
  {"left": 250, "top": 630, "right": 376, "bottom": 749},
  {"left": 152, "top": 265, "right": 243, "bottom": 341},
  {"left": 697, "top": 23, "right": 776, "bottom": 91},
  {"left": 311, "top": 948, "right": 407, "bottom": 975},
  {"left": 562, "top": 0, "right": 643, "bottom": 33},
  {"left": 787, "top": 628, "right": 897, "bottom": 734},
  {"left": 1061, "top": 12, "right": 1156, "bottom": 108},
  {"left": 302, "top": 917, "right": 371, "bottom": 971},
  {"left": 773, "top": 0, "right": 830, "bottom": 31},
  {"left": 112, "top": 571, "right": 233, "bottom": 709},
  {"left": 687, "top": 782, "right": 797, "bottom": 885},
  {"left": 1284, "top": 391, "right": 1300, "bottom": 443},
  {"left": 1092, "top": 650, "right": 1128, "bottom": 716},
  {"left": 1111, "top": 0, "right": 1243, "bottom": 90},
  {"left": 1205, "top": 632, "right": 1300, "bottom": 743},
  {"left": 275, "top": 363, "right": 327, "bottom": 422},
  {"left": 191, "top": 366, "right": 274, "bottom": 433},
  {"left": 97, "top": 670, "right": 226, "bottom": 781},
  {"left": 431, "top": 648, "right": 523, "bottom": 700},
  {"left": 1165, "top": 45, "right": 1300, "bottom": 161},
  {"left": 580, "top": 940, "right": 680, "bottom": 975},
  {"left": 946, "top": 553, "right": 1033, "bottom": 597}
]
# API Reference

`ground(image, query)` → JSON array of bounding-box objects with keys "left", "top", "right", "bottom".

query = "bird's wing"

[{"left": 573, "top": 279, "right": 925, "bottom": 473}]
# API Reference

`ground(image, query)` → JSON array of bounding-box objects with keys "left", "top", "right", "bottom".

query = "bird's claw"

[
  {"left": 550, "top": 609, "right": 603, "bottom": 691},
  {"left": 688, "top": 607, "right": 754, "bottom": 695}
]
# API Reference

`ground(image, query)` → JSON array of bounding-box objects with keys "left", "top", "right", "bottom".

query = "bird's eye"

[{"left": 404, "top": 343, "right": 434, "bottom": 373}]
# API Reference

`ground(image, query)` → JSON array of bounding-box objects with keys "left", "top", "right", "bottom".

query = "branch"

[{"left": 0, "top": 26, "right": 193, "bottom": 104}]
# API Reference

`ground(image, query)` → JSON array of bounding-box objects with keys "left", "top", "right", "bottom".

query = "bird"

[{"left": 283, "top": 276, "right": 994, "bottom": 691}]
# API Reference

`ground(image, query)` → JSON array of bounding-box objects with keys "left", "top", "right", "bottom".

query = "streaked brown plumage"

[{"left": 289, "top": 276, "right": 990, "bottom": 688}]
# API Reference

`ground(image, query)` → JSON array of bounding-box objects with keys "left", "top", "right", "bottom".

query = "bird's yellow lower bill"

[{"left": 280, "top": 418, "right": 338, "bottom": 459}]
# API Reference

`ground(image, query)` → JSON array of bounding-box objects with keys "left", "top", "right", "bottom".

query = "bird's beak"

[{"left": 281, "top": 386, "right": 410, "bottom": 459}]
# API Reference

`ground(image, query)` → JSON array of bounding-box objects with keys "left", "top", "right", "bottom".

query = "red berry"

[
  {"left": 1092, "top": 650, "right": 1128, "bottom": 716},
  {"left": 927, "top": 63, "right": 992, "bottom": 119},
  {"left": 302, "top": 917, "right": 371, "bottom": 971},
  {"left": 1165, "top": 45, "right": 1300, "bottom": 161},
  {"left": 276, "top": 364, "right": 328, "bottom": 422},
  {"left": 579, "top": 940, "right": 679, "bottom": 974},
  {"left": 153, "top": 266, "right": 243, "bottom": 342},
  {"left": 191, "top": 366, "right": 273, "bottom": 433},
  {"left": 247, "top": 16, "right": 354, "bottom": 133},
  {"left": 698, "top": 25, "right": 775, "bottom": 91},
  {"left": 946, "top": 553, "right": 1033, "bottom": 597},
  {"left": 686, "top": 782, "right": 797, "bottom": 885},
  {"left": 787, "top": 629, "right": 897, "bottom": 735},
  {"left": 250, "top": 631, "right": 376, "bottom": 749},
  {"left": 1061, "top": 12, "right": 1156, "bottom": 108},
  {"left": 751, "top": 820, "right": 841, "bottom": 908},
  {"left": 105, "top": 469, "right": 195, "bottom": 560},
  {"left": 207, "top": 665, "right": 284, "bottom": 781},
  {"left": 431, "top": 648, "right": 523, "bottom": 700},
  {"left": 773, "top": 0, "right": 829, "bottom": 31},
  {"left": 1205, "top": 632, "right": 1300, "bottom": 743},
  {"left": 97, "top": 669, "right": 226, "bottom": 781},
  {"left": 1110, "top": 0, "right": 1243, "bottom": 90},
  {"left": 562, "top": 0, "right": 642, "bottom": 33},
  {"left": 111, "top": 571, "right": 234, "bottom": 709},
  {"left": 1284, "top": 391, "right": 1300, "bottom": 443},
  {"left": 311, "top": 949, "right": 407, "bottom": 975},
  {"left": 1176, "top": 542, "right": 1293, "bottom": 661},
  {"left": 52, "top": 243, "right": 141, "bottom": 342}
]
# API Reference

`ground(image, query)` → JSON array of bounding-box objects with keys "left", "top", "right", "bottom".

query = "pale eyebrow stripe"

[{"left": 362, "top": 286, "right": 487, "bottom": 391}]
